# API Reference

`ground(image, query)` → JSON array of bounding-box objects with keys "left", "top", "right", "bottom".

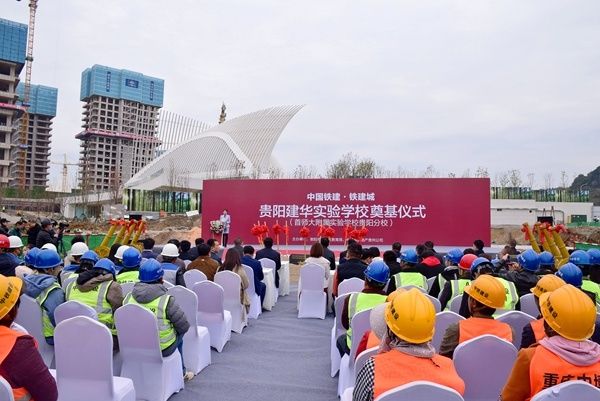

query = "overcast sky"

[{"left": 4, "top": 0, "right": 600, "bottom": 189}]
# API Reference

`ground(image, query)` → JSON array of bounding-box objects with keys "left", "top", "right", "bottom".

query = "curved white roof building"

[{"left": 124, "top": 105, "right": 303, "bottom": 191}]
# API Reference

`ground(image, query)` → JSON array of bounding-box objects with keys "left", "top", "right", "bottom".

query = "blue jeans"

[{"left": 176, "top": 334, "right": 186, "bottom": 374}]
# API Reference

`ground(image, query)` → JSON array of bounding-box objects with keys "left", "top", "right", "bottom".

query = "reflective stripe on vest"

[
  {"left": 346, "top": 293, "right": 387, "bottom": 348},
  {"left": 438, "top": 274, "right": 447, "bottom": 290},
  {"left": 116, "top": 270, "right": 139, "bottom": 284},
  {"left": 529, "top": 345, "right": 600, "bottom": 399},
  {"left": 124, "top": 292, "right": 177, "bottom": 351},
  {"left": 393, "top": 272, "right": 427, "bottom": 290},
  {"left": 496, "top": 277, "right": 518, "bottom": 310},
  {"left": 0, "top": 326, "right": 35, "bottom": 401},
  {"left": 531, "top": 318, "right": 546, "bottom": 343},
  {"left": 66, "top": 280, "right": 115, "bottom": 334},
  {"left": 35, "top": 282, "right": 61, "bottom": 338},
  {"left": 458, "top": 317, "right": 513, "bottom": 344},
  {"left": 450, "top": 279, "right": 470, "bottom": 300},
  {"left": 582, "top": 280, "right": 600, "bottom": 307},
  {"left": 373, "top": 349, "right": 465, "bottom": 399}
]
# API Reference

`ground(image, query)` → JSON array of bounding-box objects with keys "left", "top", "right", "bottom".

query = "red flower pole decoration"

[
  {"left": 324, "top": 226, "right": 336, "bottom": 239},
  {"left": 250, "top": 224, "right": 263, "bottom": 244},
  {"left": 299, "top": 226, "right": 310, "bottom": 254},
  {"left": 284, "top": 223, "right": 290, "bottom": 255},
  {"left": 343, "top": 225, "right": 353, "bottom": 243},
  {"left": 317, "top": 225, "right": 326, "bottom": 238},
  {"left": 359, "top": 227, "right": 368, "bottom": 242},
  {"left": 272, "top": 222, "right": 283, "bottom": 251}
]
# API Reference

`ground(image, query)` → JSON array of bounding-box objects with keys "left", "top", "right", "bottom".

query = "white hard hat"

[
  {"left": 8, "top": 236, "right": 23, "bottom": 249},
  {"left": 70, "top": 242, "right": 89, "bottom": 256},
  {"left": 161, "top": 243, "right": 179, "bottom": 258},
  {"left": 41, "top": 243, "right": 57, "bottom": 252},
  {"left": 115, "top": 245, "right": 130, "bottom": 260}
]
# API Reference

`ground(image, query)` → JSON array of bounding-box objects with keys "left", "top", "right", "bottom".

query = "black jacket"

[
  {"left": 255, "top": 247, "right": 281, "bottom": 287},
  {"left": 323, "top": 247, "right": 336, "bottom": 270},
  {"left": 35, "top": 230, "right": 56, "bottom": 249},
  {"left": 336, "top": 258, "right": 367, "bottom": 292}
]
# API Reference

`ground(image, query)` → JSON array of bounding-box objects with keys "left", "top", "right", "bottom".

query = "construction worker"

[
  {"left": 440, "top": 274, "right": 515, "bottom": 358},
  {"left": 555, "top": 262, "right": 597, "bottom": 304},
  {"left": 439, "top": 253, "right": 476, "bottom": 310},
  {"left": 353, "top": 288, "right": 465, "bottom": 401},
  {"left": 0, "top": 275, "right": 58, "bottom": 401},
  {"left": 337, "top": 260, "right": 390, "bottom": 356},
  {"left": 113, "top": 245, "right": 130, "bottom": 271},
  {"left": 0, "top": 234, "right": 18, "bottom": 276},
  {"left": 159, "top": 243, "right": 181, "bottom": 271},
  {"left": 589, "top": 248, "right": 600, "bottom": 286},
  {"left": 536, "top": 251, "right": 555, "bottom": 276},
  {"left": 428, "top": 247, "right": 464, "bottom": 298},
  {"left": 501, "top": 285, "right": 600, "bottom": 401},
  {"left": 124, "top": 259, "right": 193, "bottom": 381},
  {"left": 23, "top": 249, "right": 65, "bottom": 345},
  {"left": 570, "top": 250, "right": 600, "bottom": 305},
  {"left": 520, "top": 275, "right": 566, "bottom": 349},
  {"left": 117, "top": 247, "right": 142, "bottom": 284},
  {"left": 65, "top": 258, "right": 124, "bottom": 337},
  {"left": 496, "top": 249, "right": 540, "bottom": 298},
  {"left": 387, "top": 249, "right": 426, "bottom": 293},
  {"left": 62, "top": 241, "right": 89, "bottom": 274}
]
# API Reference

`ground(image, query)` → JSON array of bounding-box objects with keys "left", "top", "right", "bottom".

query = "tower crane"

[{"left": 50, "top": 153, "right": 78, "bottom": 193}]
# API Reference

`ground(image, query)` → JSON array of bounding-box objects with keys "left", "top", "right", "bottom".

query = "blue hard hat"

[
  {"left": 569, "top": 250, "right": 591, "bottom": 267},
  {"left": 588, "top": 249, "right": 600, "bottom": 265},
  {"left": 34, "top": 249, "right": 62, "bottom": 270},
  {"left": 25, "top": 247, "right": 40, "bottom": 267},
  {"left": 518, "top": 249, "right": 541, "bottom": 272},
  {"left": 122, "top": 247, "right": 142, "bottom": 268},
  {"left": 538, "top": 251, "right": 555, "bottom": 267},
  {"left": 400, "top": 250, "right": 418, "bottom": 264},
  {"left": 80, "top": 250, "right": 100, "bottom": 264},
  {"left": 139, "top": 259, "right": 164, "bottom": 283},
  {"left": 556, "top": 263, "right": 583, "bottom": 287},
  {"left": 364, "top": 260, "right": 390, "bottom": 284},
  {"left": 94, "top": 258, "right": 116, "bottom": 276},
  {"left": 445, "top": 248, "right": 463, "bottom": 265},
  {"left": 471, "top": 257, "right": 494, "bottom": 273}
]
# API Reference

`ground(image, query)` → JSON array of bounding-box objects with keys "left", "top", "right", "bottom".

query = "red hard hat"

[
  {"left": 0, "top": 235, "right": 9, "bottom": 249},
  {"left": 459, "top": 254, "right": 478, "bottom": 270}
]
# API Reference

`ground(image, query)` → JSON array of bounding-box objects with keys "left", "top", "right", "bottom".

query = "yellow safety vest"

[
  {"left": 496, "top": 277, "right": 518, "bottom": 310},
  {"left": 124, "top": 292, "right": 177, "bottom": 351},
  {"left": 116, "top": 270, "right": 139, "bottom": 284},
  {"left": 346, "top": 292, "right": 387, "bottom": 347},
  {"left": 66, "top": 280, "right": 115, "bottom": 334},
  {"left": 582, "top": 280, "right": 600, "bottom": 307},
  {"left": 36, "top": 282, "right": 61, "bottom": 338},
  {"left": 447, "top": 279, "right": 470, "bottom": 310},
  {"left": 393, "top": 272, "right": 427, "bottom": 290}
]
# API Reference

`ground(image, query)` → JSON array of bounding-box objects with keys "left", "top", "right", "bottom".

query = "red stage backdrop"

[{"left": 201, "top": 178, "right": 491, "bottom": 246}]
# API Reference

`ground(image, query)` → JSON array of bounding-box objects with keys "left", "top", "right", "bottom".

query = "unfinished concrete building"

[{"left": 77, "top": 65, "right": 164, "bottom": 192}]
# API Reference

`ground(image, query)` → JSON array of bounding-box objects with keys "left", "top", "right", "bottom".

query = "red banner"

[{"left": 202, "top": 178, "right": 491, "bottom": 246}]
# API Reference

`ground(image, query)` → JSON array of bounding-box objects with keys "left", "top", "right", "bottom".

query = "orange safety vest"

[
  {"left": 0, "top": 326, "right": 36, "bottom": 401},
  {"left": 529, "top": 345, "right": 600, "bottom": 400},
  {"left": 531, "top": 318, "right": 546, "bottom": 343},
  {"left": 373, "top": 349, "right": 465, "bottom": 399},
  {"left": 458, "top": 317, "right": 513, "bottom": 344},
  {"left": 366, "top": 330, "right": 380, "bottom": 350}
]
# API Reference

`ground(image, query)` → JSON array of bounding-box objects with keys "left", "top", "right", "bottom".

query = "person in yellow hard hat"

[
  {"left": 0, "top": 275, "right": 58, "bottom": 401},
  {"left": 439, "top": 274, "right": 515, "bottom": 358},
  {"left": 501, "top": 285, "right": 600, "bottom": 401},
  {"left": 353, "top": 288, "right": 465, "bottom": 401},
  {"left": 520, "top": 275, "right": 565, "bottom": 349}
]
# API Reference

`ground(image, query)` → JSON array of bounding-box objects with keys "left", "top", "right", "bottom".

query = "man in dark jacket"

[
  {"left": 415, "top": 249, "right": 445, "bottom": 279},
  {"left": 255, "top": 237, "right": 281, "bottom": 288},
  {"left": 321, "top": 237, "right": 336, "bottom": 270},
  {"left": 141, "top": 238, "right": 158, "bottom": 260},
  {"left": 35, "top": 219, "right": 57, "bottom": 250},
  {"left": 0, "top": 218, "right": 8, "bottom": 235},
  {"left": 496, "top": 249, "right": 540, "bottom": 299},
  {"left": 334, "top": 242, "right": 366, "bottom": 296},
  {"left": 178, "top": 240, "right": 194, "bottom": 261},
  {"left": 242, "top": 245, "right": 266, "bottom": 304}
]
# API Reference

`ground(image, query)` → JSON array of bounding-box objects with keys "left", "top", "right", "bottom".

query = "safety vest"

[
  {"left": 529, "top": 344, "right": 600, "bottom": 399},
  {"left": 35, "top": 282, "right": 61, "bottom": 338},
  {"left": 450, "top": 279, "right": 470, "bottom": 299},
  {"left": 346, "top": 293, "right": 387, "bottom": 347},
  {"left": 123, "top": 293, "right": 177, "bottom": 351},
  {"left": 582, "top": 280, "right": 600, "bottom": 307},
  {"left": 0, "top": 326, "right": 36, "bottom": 401},
  {"left": 393, "top": 272, "right": 427, "bottom": 290},
  {"left": 116, "top": 270, "right": 139, "bottom": 284},
  {"left": 373, "top": 349, "right": 465, "bottom": 399},
  {"left": 458, "top": 317, "right": 513, "bottom": 344},
  {"left": 366, "top": 330, "right": 380, "bottom": 350},
  {"left": 531, "top": 318, "right": 546, "bottom": 343},
  {"left": 66, "top": 280, "right": 115, "bottom": 334},
  {"left": 497, "top": 277, "right": 518, "bottom": 310}
]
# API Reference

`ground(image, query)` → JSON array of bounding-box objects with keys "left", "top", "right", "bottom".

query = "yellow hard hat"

[
  {"left": 384, "top": 287, "right": 435, "bottom": 343},
  {"left": 385, "top": 287, "right": 406, "bottom": 302},
  {"left": 464, "top": 274, "right": 506, "bottom": 309},
  {"left": 539, "top": 284, "right": 596, "bottom": 341},
  {"left": 0, "top": 275, "right": 23, "bottom": 320},
  {"left": 531, "top": 275, "right": 566, "bottom": 298}
]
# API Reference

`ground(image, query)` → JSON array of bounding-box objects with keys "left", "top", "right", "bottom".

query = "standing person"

[
  {"left": 505, "top": 239, "right": 520, "bottom": 255},
  {"left": 242, "top": 246, "right": 266, "bottom": 304},
  {"left": 187, "top": 244, "right": 220, "bottom": 281},
  {"left": 222, "top": 249, "right": 251, "bottom": 318},
  {"left": 303, "top": 242, "right": 331, "bottom": 288},
  {"left": 7, "top": 220, "right": 25, "bottom": 238},
  {"left": 0, "top": 274, "right": 58, "bottom": 401},
  {"left": 255, "top": 237, "right": 281, "bottom": 288},
  {"left": 320, "top": 237, "right": 336, "bottom": 270},
  {"left": 26, "top": 220, "right": 41, "bottom": 249},
  {"left": 501, "top": 285, "right": 600, "bottom": 401},
  {"left": 0, "top": 218, "right": 8, "bottom": 235},
  {"left": 36, "top": 218, "right": 58, "bottom": 249},
  {"left": 219, "top": 209, "right": 231, "bottom": 247},
  {"left": 124, "top": 259, "right": 193, "bottom": 381}
]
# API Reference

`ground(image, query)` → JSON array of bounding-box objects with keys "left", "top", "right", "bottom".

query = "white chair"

[
  {"left": 115, "top": 304, "right": 184, "bottom": 401},
  {"left": 338, "top": 308, "right": 372, "bottom": 396},
  {"left": 61, "top": 275, "right": 77, "bottom": 291},
  {"left": 163, "top": 270, "right": 177, "bottom": 285},
  {"left": 338, "top": 277, "right": 364, "bottom": 295},
  {"left": 167, "top": 286, "right": 211, "bottom": 375},
  {"left": 375, "top": 381, "right": 465, "bottom": 401},
  {"left": 449, "top": 295, "right": 463, "bottom": 314},
  {"left": 119, "top": 282, "right": 135, "bottom": 297},
  {"left": 424, "top": 293, "right": 442, "bottom": 313},
  {"left": 426, "top": 276, "right": 436, "bottom": 291},
  {"left": 192, "top": 281, "right": 232, "bottom": 352},
  {"left": 519, "top": 293, "right": 539, "bottom": 318},
  {"left": 340, "top": 346, "right": 379, "bottom": 401},
  {"left": 497, "top": 310, "right": 535, "bottom": 349},
  {"left": 54, "top": 300, "right": 98, "bottom": 325},
  {"left": 183, "top": 269, "right": 207, "bottom": 288},
  {"left": 259, "top": 258, "right": 278, "bottom": 303},
  {"left": 0, "top": 377, "right": 13, "bottom": 401},
  {"left": 432, "top": 311, "right": 465, "bottom": 351},
  {"left": 215, "top": 270, "right": 248, "bottom": 333},
  {"left": 14, "top": 295, "right": 54, "bottom": 368},
  {"left": 453, "top": 335, "right": 517, "bottom": 401},
  {"left": 331, "top": 293, "right": 355, "bottom": 377},
  {"left": 163, "top": 281, "right": 175, "bottom": 289},
  {"left": 531, "top": 380, "right": 600, "bottom": 401},
  {"left": 54, "top": 316, "right": 135, "bottom": 401},
  {"left": 243, "top": 264, "right": 262, "bottom": 319},
  {"left": 279, "top": 261, "right": 290, "bottom": 296},
  {"left": 298, "top": 264, "right": 327, "bottom": 319},
  {"left": 183, "top": 259, "right": 191, "bottom": 267}
]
